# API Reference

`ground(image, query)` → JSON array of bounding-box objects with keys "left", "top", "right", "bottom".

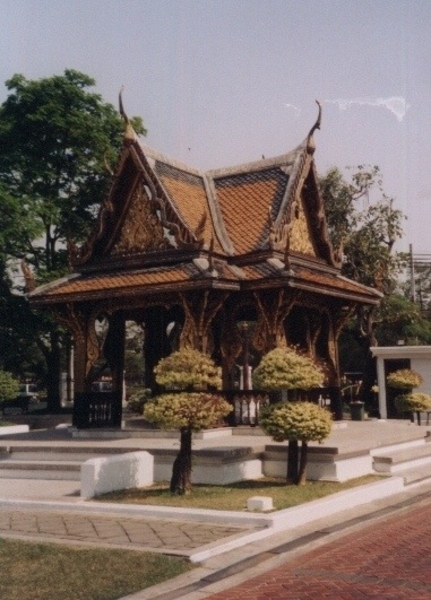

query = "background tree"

[
  {"left": 0, "top": 70, "right": 145, "bottom": 409},
  {"left": 144, "top": 348, "right": 231, "bottom": 494},
  {"left": 320, "top": 166, "right": 405, "bottom": 405},
  {"left": 252, "top": 347, "right": 325, "bottom": 482}
]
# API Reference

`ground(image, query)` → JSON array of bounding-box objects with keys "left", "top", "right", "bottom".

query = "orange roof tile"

[
  {"left": 214, "top": 169, "right": 288, "bottom": 254},
  {"left": 30, "top": 261, "right": 243, "bottom": 304},
  {"left": 155, "top": 162, "right": 225, "bottom": 254},
  {"left": 240, "top": 263, "right": 381, "bottom": 302}
]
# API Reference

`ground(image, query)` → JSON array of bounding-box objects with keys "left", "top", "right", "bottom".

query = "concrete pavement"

[{"left": 204, "top": 488, "right": 431, "bottom": 600}]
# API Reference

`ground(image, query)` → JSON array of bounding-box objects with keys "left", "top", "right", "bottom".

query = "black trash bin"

[{"left": 350, "top": 401, "right": 365, "bottom": 421}]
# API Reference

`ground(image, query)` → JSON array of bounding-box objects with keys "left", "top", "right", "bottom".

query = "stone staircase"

[
  {"left": 372, "top": 436, "right": 431, "bottom": 485},
  {"left": 0, "top": 444, "right": 140, "bottom": 481}
]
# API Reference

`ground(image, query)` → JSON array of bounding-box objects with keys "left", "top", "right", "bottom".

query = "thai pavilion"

[{"left": 28, "top": 103, "right": 381, "bottom": 428}]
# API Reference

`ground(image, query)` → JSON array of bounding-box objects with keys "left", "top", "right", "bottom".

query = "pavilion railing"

[
  {"left": 223, "top": 387, "right": 343, "bottom": 427},
  {"left": 73, "top": 391, "right": 122, "bottom": 429}
]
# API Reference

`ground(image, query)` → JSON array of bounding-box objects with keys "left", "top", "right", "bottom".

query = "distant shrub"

[
  {"left": 395, "top": 392, "right": 431, "bottom": 415},
  {"left": 387, "top": 369, "right": 423, "bottom": 390},
  {"left": 0, "top": 371, "right": 20, "bottom": 403},
  {"left": 127, "top": 387, "right": 152, "bottom": 414}
]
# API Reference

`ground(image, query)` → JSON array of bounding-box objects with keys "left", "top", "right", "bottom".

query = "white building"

[{"left": 371, "top": 346, "right": 431, "bottom": 419}]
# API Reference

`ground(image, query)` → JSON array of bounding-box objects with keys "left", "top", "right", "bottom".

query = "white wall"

[{"left": 371, "top": 346, "right": 431, "bottom": 419}]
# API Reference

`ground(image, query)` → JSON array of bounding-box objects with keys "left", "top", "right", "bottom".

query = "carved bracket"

[
  {"left": 253, "top": 290, "right": 297, "bottom": 352},
  {"left": 178, "top": 290, "right": 227, "bottom": 354}
]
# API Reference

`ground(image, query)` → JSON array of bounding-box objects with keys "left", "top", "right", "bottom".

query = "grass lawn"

[
  {"left": 0, "top": 538, "right": 194, "bottom": 600},
  {"left": 97, "top": 475, "right": 382, "bottom": 511}
]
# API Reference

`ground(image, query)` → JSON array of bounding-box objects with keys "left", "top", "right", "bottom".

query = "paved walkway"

[
  {"left": 0, "top": 504, "right": 252, "bottom": 557},
  {"left": 205, "top": 494, "right": 431, "bottom": 599}
]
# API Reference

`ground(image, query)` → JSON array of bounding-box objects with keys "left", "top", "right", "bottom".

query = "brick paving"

[
  {"left": 207, "top": 499, "right": 431, "bottom": 599},
  {"left": 0, "top": 507, "right": 252, "bottom": 555}
]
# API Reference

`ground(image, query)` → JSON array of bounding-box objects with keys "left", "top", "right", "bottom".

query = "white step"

[
  {"left": 0, "top": 460, "right": 81, "bottom": 480},
  {"left": 373, "top": 441, "right": 431, "bottom": 474}
]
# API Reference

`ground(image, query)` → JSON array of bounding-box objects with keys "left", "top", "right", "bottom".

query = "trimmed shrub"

[
  {"left": 252, "top": 347, "right": 325, "bottom": 391},
  {"left": 260, "top": 401, "right": 332, "bottom": 443},
  {"left": 387, "top": 369, "right": 423, "bottom": 390},
  {"left": 144, "top": 392, "right": 232, "bottom": 432},
  {"left": 154, "top": 347, "right": 222, "bottom": 390}
]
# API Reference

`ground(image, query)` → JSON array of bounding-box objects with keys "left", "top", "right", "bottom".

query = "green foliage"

[
  {"left": 0, "top": 70, "right": 145, "bottom": 402},
  {"left": 394, "top": 392, "right": 431, "bottom": 414},
  {"left": 252, "top": 347, "right": 324, "bottom": 391},
  {"left": 320, "top": 165, "right": 405, "bottom": 295},
  {"left": 0, "top": 370, "right": 19, "bottom": 401},
  {"left": 386, "top": 368, "right": 423, "bottom": 390},
  {"left": 260, "top": 401, "right": 332, "bottom": 443},
  {"left": 0, "top": 69, "right": 145, "bottom": 274},
  {"left": 144, "top": 392, "right": 232, "bottom": 431},
  {"left": 127, "top": 387, "right": 152, "bottom": 414},
  {"left": 154, "top": 348, "right": 222, "bottom": 391},
  {"left": 374, "top": 293, "right": 431, "bottom": 346}
]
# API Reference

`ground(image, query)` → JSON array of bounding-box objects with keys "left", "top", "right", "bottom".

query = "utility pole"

[{"left": 409, "top": 243, "right": 416, "bottom": 303}]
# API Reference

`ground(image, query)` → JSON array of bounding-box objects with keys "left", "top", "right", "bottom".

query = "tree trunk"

[
  {"left": 296, "top": 440, "right": 308, "bottom": 485},
  {"left": 287, "top": 440, "right": 299, "bottom": 483},
  {"left": 170, "top": 427, "right": 193, "bottom": 495}
]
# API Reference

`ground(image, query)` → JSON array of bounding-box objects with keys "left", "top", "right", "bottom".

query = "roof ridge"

[
  {"left": 206, "top": 142, "right": 306, "bottom": 179},
  {"left": 139, "top": 139, "right": 307, "bottom": 179},
  {"left": 202, "top": 174, "right": 235, "bottom": 256}
]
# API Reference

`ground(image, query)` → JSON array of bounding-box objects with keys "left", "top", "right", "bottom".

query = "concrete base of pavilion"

[{"left": 65, "top": 417, "right": 431, "bottom": 485}]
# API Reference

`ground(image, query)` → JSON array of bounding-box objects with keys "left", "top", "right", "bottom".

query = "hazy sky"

[{"left": 1, "top": 0, "right": 430, "bottom": 252}]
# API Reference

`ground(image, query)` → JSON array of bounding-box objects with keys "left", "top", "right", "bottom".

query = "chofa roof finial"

[
  {"left": 306, "top": 100, "right": 322, "bottom": 154},
  {"left": 119, "top": 86, "right": 136, "bottom": 143}
]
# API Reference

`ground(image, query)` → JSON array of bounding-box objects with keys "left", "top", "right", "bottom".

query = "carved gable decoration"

[
  {"left": 112, "top": 182, "right": 171, "bottom": 256},
  {"left": 289, "top": 192, "right": 316, "bottom": 256}
]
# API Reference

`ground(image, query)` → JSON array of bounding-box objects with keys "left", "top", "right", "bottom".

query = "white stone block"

[
  {"left": 0, "top": 424, "right": 29, "bottom": 436},
  {"left": 81, "top": 451, "right": 153, "bottom": 498},
  {"left": 247, "top": 496, "right": 273, "bottom": 511}
]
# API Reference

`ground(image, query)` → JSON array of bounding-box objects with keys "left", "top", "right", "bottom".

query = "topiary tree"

[
  {"left": 153, "top": 347, "right": 222, "bottom": 391},
  {"left": 252, "top": 347, "right": 325, "bottom": 481},
  {"left": 394, "top": 392, "right": 431, "bottom": 424},
  {"left": 144, "top": 348, "right": 231, "bottom": 494},
  {"left": 260, "top": 401, "right": 332, "bottom": 485},
  {"left": 387, "top": 368, "right": 424, "bottom": 422},
  {"left": 253, "top": 347, "right": 325, "bottom": 393}
]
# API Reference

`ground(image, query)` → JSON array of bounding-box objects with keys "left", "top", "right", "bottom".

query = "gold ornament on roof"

[{"left": 112, "top": 184, "right": 171, "bottom": 254}]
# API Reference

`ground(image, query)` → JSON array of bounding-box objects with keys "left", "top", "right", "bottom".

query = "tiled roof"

[
  {"left": 30, "top": 256, "right": 380, "bottom": 305},
  {"left": 240, "top": 263, "right": 381, "bottom": 302},
  {"left": 155, "top": 162, "right": 224, "bottom": 254},
  {"left": 29, "top": 261, "right": 242, "bottom": 304},
  {"left": 29, "top": 129, "right": 380, "bottom": 307},
  {"left": 214, "top": 168, "right": 289, "bottom": 254}
]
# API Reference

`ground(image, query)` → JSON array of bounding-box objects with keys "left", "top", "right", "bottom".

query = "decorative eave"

[
  {"left": 28, "top": 261, "right": 241, "bottom": 307},
  {"left": 237, "top": 254, "right": 382, "bottom": 305}
]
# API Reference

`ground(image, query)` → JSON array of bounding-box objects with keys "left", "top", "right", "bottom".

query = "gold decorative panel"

[
  {"left": 289, "top": 195, "right": 316, "bottom": 256},
  {"left": 112, "top": 184, "right": 170, "bottom": 255}
]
